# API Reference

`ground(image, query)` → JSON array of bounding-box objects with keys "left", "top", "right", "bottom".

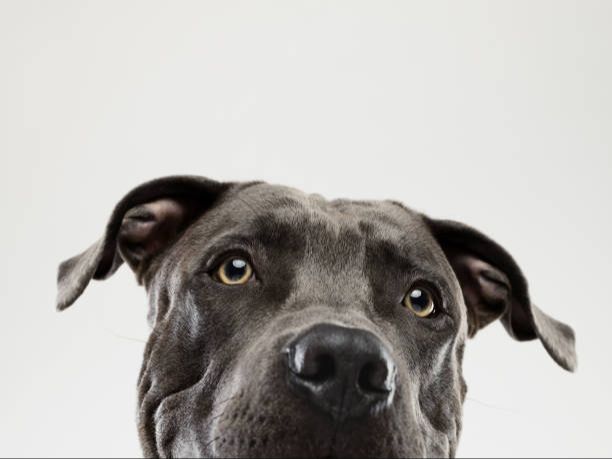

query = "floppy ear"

[
  {"left": 424, "top": 217, "right": 577, "bottom": 372},
  {"left": 56, "top": 176, "right": 230, "bottom": 311}
]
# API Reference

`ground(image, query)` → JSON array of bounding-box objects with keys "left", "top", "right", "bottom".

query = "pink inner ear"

[
  {"left": 448, "top": 252, "right": 511, "bottom": 336},
  {"left": 469, "top": 257, "right": 511, "bottom": 302},
  {"left": 123, "top": 199, "right": 186, "bottom": 237},
  {"left": 118, "top": 198, "right": 189, "bottom": 274}
]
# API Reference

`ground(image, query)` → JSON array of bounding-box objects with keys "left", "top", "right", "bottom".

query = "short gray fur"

[{"left": 56, "top": 176, "right": 576, "bottom": 458}]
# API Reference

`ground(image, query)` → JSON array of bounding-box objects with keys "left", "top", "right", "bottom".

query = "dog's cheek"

[
  {"left": 136, "top": 302, "right": 226, "bottom": 457},
  {"left": 154, "top": 396, "right": 199, "bottom": 458},
  {"left": 412, "top": 356, "right": 465, "bottom": 457},
  {"left": 152, "top": 370, "right": 223, "bottom": 458}
]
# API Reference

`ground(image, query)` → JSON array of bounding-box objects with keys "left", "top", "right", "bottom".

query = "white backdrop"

[{"left": 1, "top": 1, "right": 611, "bottom": 457}]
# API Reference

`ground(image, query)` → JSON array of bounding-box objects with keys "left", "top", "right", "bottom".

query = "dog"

[{"left": 56, "top": 175, "right": 576, "bottom": 458}]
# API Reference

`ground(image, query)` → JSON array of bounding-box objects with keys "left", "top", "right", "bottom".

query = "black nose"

[{"left": 284, "top": 323, "right": 396, "bottom": 422}]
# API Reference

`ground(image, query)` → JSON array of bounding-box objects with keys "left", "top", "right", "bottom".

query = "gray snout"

[{"left": 284, "top": 323, "right": 396, "bottom": 422}]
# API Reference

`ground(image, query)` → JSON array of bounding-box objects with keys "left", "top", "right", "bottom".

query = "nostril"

[
  {"left": 358, "top": 360, "right": 393, "bottom": 394},
  {"left": 286, "top": 344, "right": 336, "bottom": 383}
]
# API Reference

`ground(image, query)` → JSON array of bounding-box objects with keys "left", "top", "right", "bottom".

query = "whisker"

[
  {"left": 465, "top": 396, "right": 520, "bottom": 415},
  {"left": 208, "top": 410, "right": 229, "bottom": 423},
  {"left": 206, "top": 393, "right": 242, "bottom": 423},
  {"left": 105, "top": 329, "right": 147, "bottom": 344},
  {"left": 203, "top": 435, "right": 222, "bottom": 449},
  {"left": 214, "top": 393, "right": 240, "bottom": 408}
]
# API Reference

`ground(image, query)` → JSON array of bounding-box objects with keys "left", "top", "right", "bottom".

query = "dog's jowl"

[{"left": 56, "top": 176, "right": 576, "bottom": 458}]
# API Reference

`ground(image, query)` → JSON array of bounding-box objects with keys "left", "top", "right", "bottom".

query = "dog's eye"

[
  {"left": 403, "top": 287, "right": 436, "bottom": 318},
  {"left": 216, "top": 257, "right": 253, "bottom": 285}
]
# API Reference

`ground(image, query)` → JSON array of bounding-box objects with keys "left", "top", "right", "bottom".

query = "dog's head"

[{"left": 57, "top": 176, "right": 576, "bottom": 458}]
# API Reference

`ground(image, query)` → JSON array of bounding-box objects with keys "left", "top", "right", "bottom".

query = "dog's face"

[{"left": 57, "top": 176, "right": 576, "bottom": 458}]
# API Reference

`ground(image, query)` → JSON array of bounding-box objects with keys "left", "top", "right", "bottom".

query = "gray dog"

[{"left": 56, "top": 176, "right": 576, "bottom": 458}]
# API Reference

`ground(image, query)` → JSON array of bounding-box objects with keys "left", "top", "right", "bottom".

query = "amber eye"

[
  {"left": 216, "top": 257, "right": 253, "bottom": 285},
  {"left": 403, "top": 287, "right": 436, "bottom": 318}
]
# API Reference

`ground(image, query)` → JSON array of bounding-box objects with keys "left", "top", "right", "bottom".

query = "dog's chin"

[
  {"left": 205, "top": 422, "right": 424, "bottom": 458},
  {"left": 203, "top": 391, "right": 425, "bottom": 458}
]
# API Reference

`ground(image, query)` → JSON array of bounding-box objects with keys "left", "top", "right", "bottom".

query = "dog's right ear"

[{"left": 56, "top": 176, "right": 231, "bottom": 311}]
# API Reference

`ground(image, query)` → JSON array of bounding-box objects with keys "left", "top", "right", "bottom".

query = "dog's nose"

[{"left": 284, "top": 323, "right": 396, "bottom": 422}]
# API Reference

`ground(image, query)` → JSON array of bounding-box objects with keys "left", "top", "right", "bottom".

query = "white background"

[{"left": 1, "top": 1, "right": 611, "bottom": 457}]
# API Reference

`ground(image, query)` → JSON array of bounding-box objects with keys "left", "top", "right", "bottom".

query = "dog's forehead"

[
  {"left": 228, "top": 182, "right": 423, "bottom": 237},
  {"left": 215, "top": 182, "right": 447, "bottom": 269}
]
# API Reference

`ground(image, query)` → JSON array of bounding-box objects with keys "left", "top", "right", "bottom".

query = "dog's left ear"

[{"left": 424, "top": 217, "right": 577, "bottom": 372}]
